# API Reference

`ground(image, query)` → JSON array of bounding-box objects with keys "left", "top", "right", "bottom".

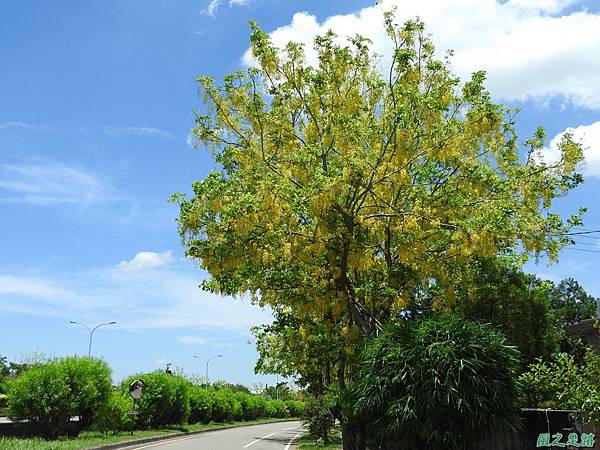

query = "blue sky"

[{"left": 1, "top": 0, "right": 600, "bottom": 385}]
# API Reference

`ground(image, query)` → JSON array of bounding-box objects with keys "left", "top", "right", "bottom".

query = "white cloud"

[
  {"left": 102, "top": 126, "right": 173, "bottom": 139},
  {"left": 0, "top": 275, "right": 76, "bottom": 304},
  {"left": 543, "top": 121, "right": 600, "bottom": 177},
  {"left": 177, "top": 335, "right": 207, "bottom": 345},
  {"left": 0, "top": 161, "right": 113, "bottom": 205},
  {"left": 0, "top": 259, "right": 272, "bottom": 330},
  {"left": 243, "top": 0, "right": 600, "bottom": 110},
  {"left": 117, "top": 251, "right": 174, "bottom": 272},
  {"left": 203, "top": 0, "right": 251, "bottom": 17},
  {"left": 0, "top": 121, "right": 57, "bottom": 132},
  {"left": 0, "top": 121, "right": 173, "bottom": 140}
]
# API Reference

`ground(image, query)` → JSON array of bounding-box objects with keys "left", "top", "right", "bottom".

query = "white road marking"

[
  {"left": 282, "top": 426, "right": 300, "bottom": 430},
  {"left": 131, "top": 430, "right": 229, "bottom": 449},
  {"left": 243, "top": 431, "right": 277, "bottom": 448},
  {"left": 284, "top": 432, "right": 301, "bottom": 450}
]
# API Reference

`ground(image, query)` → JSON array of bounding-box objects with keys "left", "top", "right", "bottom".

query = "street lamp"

[
  {"left": 194, "top": 354, "right": 222, "bottom": 385},
  {"left": 70, "top": 321, "right": 116, "bottom": 357}
]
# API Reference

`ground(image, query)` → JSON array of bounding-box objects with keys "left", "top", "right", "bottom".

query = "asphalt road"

[{"left": 120, "top": 421, "right": 304, "bottom": 450}]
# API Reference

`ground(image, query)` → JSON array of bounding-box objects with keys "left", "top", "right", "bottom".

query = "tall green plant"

[{"left": 352, "top": 315, "right": 522, "bottom": 450}]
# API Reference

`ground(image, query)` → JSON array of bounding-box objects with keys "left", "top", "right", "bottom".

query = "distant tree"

[
  {"left": 449, "top": 258, "right": 558, "bottom": 368},
  {"left": 547, "top": 277, "right": 598, "bottom": 354},
  {"left": 549, "top": 278, "right": 598, "bottom": 330}
]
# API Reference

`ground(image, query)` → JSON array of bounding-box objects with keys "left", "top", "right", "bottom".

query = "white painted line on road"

[
  {"left": 130, "top": 430, "right": 230, "bottom": 449},
  {"left": 282, "top": 426, "right": 301, "bottom": 430},
  {"left": 243, "top": 431, "right": 277, "bottom": 448},
  {"left": 284, "top": 432, "right": 301, "bottom": 450}
]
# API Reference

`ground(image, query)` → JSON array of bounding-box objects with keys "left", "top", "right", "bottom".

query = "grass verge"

[
  {"left": 297, "top": 427, "right": 342, "bottom": 450},
  {"left": 0, "top": 417, "right": 292, "bottom": 450}
]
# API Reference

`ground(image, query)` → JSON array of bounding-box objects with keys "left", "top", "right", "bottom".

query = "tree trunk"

[
  {"left": 338, "top": 349, "right": 366, "bottom": 450},
  {"left": 341, "top": 418, "right": 366, "bottom": 450}
]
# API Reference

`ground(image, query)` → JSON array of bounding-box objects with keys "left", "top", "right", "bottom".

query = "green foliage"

[
  {"left": 269, "top": 399, "right": 288, "bottom": 418},
  {"left": 176, "top": 12, "right": 584, "bottom": 447},
  {"left": 285, "top": 399, "right": 305, "bottom": 417},
  {"left": 352, "top": 315, "right": 522, "bottom": 450},
  {"left": 301, "top": 394, "right": 336, "bottom": 445},
  {"left": 0, "top": 393, "right": 8, "bottom": 408},
  {"left": 211, "top": 381, "right": 251, "bottom": 393},
  {"left": 451, "top": 258, "right": 558, "bottom": 368},
  {"left": 519, "top": 350, "right": 600, "bottom": 423},
  {"left": 549, "top": 278, "right": 598, "bottom": 329},
  {"left": 92, "top": 390, "right": 134, "bottom": 435},
  {"left": 263, "top": 401, "right": 276, "bottom": 417},
  {"left": 209, "top": 389, "right": 237, "bottom": 422},
  {"left": 548, "top": 278, "right": 599, "bottom": 352},
  {"left": 253, "top": 395, "right": 268, "bottom": 418},
  {"left": 235, "top": 392, "right": 259, "bottom": 420},
  {"left": 188, "top": 386, "right": 213, "bottom": 424},
  {"left": 7, "top": 357, "right": 112, "bottom": 439},
  {"left": 121, "top": 372, "right": 190, "bottom": 428}
]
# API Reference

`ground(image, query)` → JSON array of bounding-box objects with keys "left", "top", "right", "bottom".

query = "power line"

[
  {"left": 559, "top": 229, "right": 600, "bottom": 236},
  {"left": 563, "top": 247, "right": 600, "bottom": 254},
  {"left": 572, "top": 241, "right": 600, "bottom": 247}
]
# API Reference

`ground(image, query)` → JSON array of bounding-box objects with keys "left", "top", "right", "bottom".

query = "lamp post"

[
  {"left": 194, "top": 354, "right": 222, "bottom": 385},
  {"left": 70, "top": 321, "right": 116, "bottom": 357}
]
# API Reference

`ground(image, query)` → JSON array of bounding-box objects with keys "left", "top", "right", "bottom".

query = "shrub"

[
  {"left": 189, "top": 386, "right": 213, "bottom": 424},
  {"left": 7, "top": 357, "right": 112, "bottom": 438},
  {"left": 301, "top": 394, "right": 336, "bottom": 444},
  {"left": 285, "top": 399, "right": 304, "bottom": 417},
  {"left": 92, "top": 390, "right": 134, "bottom": 435},
  {"left": 269, "top": 399, "right": 287, "bottom": 418},
  {"left": 351, "top": 315, "right": 522, "bottom": 450},
  {"left": 210, "top": 389, "right": 234, "bottom": 422},
  {"left": 264, "top": 401, "right": 276, "bottom": 417},
  {"left": 236, "top": 392, "right": 260, "bottom": 420},
  {"left": 0, "top": 393, "right": 7, "bottom": 408},
  {"left": 519, "top": 350, "right": 600, "bottom": 423},
  {"left": 230, "top": 392, "right": 243, "bottom": 421},
  {"left": 121, "top": 372, "right": 190, "bottom": 428},
  {"left": 253, "top": 395, "right": 268, "bottom": 418}
]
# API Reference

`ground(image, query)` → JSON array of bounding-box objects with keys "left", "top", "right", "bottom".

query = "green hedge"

[
  {"left": 7, "top": 357, "right": 112, "bottom": 438},
  {"left": 4, "top": 358, "right": 303, "bottom": 439},
  {"left": 188, "top": 386, "right": 213, "bottom": 424},
  {"left": 121, "top": 372, "right": 190, "bottom": 428},
  {"left": 92, "top": 390, "right": 135, "bottom": 435}
]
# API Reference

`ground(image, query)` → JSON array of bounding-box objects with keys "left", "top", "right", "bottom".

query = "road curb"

[{"left": 86, "top": 419, "right": 300, "bottom": 450}]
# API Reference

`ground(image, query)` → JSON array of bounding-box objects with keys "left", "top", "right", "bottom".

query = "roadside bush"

[
  {"left": 253, "top": 395, "right": 268, "bottom": 418},
  {"left": 301, "top": 394, "right": 336, "bottom": 445},
  {"left": 351, "top": 315, "right": 522, "bottom": 450},
  {"left": 121, "top": 372, "right": 190, "bottom": 428},
  {"left": 92, "top": 390, "right": 134, "bottom": 435},
  {"left": 236, "top": 392, "right": 259, "bottom": 420},
  {"left": 7, "top": 357, "right": 112, "bottom": 438},
  {"left": 189, "top": 386, "right": 213, "bottom": 424},
  {"left": 264, "top": 401, "right": 276, "bottom": 418},
  {"left": 0, "top": 393, "right": 7, "bottom": 408},
  {"left": 269, "top": 399, "right": 287, "bottom": 418},
  {"left": 285, "top": 400, "right": 304, "bottom": 417},
  {"left": 210, "top": 389, "right": 234, "bottom": 422},
  {"left": 230, "top": 391, "right": 244, "bottom": 421}
]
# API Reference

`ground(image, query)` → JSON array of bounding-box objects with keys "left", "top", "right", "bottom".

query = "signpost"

[{"left": 127, "top": 379, "right": 145, "bottom": 433}]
